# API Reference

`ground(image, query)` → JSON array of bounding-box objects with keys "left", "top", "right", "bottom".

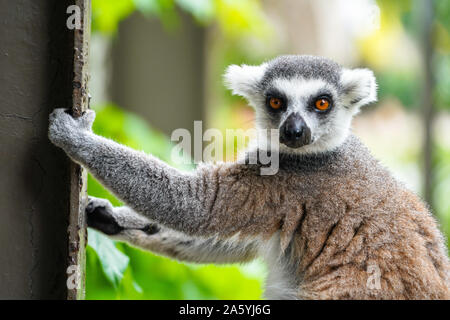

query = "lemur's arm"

[
  {"left": 48, "top": 109, "right": 286, "bottom": 240},
  {"left": 86, "top": 197, "right": 258, "bottom": 264}
]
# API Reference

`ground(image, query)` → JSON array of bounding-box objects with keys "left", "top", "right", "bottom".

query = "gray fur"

[{"left": 259, "top": 55, "right": 342, "bottom": 91}]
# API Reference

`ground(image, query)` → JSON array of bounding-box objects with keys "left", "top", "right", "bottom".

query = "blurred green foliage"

[
  {"left": 435, "top": 0, "right": 450, "bottom": 33},
  {"left": 434, "top": 54, "right": 450, "bottom": 110},
  {"left": 92, "top": 0, "right": 135, "bottom": 35},
  {"left": 92, "top": 0, "right": 270, "bottom": 39},
  {"left": 376, "top": 71, "right": 421, "bottom": 108},
  {"left": 86, "top": 105, "right": 264, "bottom": 299},
  {"left": 373, "top": 0, "right": 450, "bottom": 110},
  {"left": 433, "top": 144, "right": 450, "bottom": 240}
]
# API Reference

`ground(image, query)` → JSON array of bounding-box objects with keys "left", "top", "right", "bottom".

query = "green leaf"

[
  {"left": 85, "top": 245, "right": 117, "bottom": 299},
  {"left": 117, "top": 266, "right": 144, "bottom": 299},
  {"left": 87, "top": 229, "right": 130, "bottom": 288}
]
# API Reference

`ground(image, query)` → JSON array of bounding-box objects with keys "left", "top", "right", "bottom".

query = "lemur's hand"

[
  {"left": 48, "top": 108, "right": 95, "bottom": 148},
  {"left": 86, "top": 197, "right": 123, "bottom": 235},
  {"left": 86, "top": 196, "right": 160, "bottom": 236}
]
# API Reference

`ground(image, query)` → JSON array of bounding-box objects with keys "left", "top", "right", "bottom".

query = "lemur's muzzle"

[{"left": 279, "top": 113, "right": 312, "bottom": 148}]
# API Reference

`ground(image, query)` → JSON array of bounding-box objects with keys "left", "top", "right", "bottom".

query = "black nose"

[{"left": 280, "top": 113, "right": 311, "bottom": 148}]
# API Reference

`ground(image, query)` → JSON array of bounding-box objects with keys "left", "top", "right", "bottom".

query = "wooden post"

[
  {"left": 67, "top": 0, "right": 91, "bottom": 300},
  {"left": 0, "top": 0, "right": 90, "bottom": 299}
]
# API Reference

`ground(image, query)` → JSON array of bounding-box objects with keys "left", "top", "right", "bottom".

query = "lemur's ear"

[
  {"left": 224, "top": 64, "right": 267, "bottom": 100},
  {"left": 340, "top": 68, "right": 377, "bottom": 113}
]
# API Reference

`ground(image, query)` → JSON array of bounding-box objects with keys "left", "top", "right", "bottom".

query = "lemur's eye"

[
  {"left": 269, "top": 97, "right": 283, "bottom": 110},
  {"left": 315, "top": 98, "right": 331, "bottom": 111}
]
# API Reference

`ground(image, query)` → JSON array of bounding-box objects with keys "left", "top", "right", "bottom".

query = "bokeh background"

[{"left": 85, "top": 0, "right": 450, "bottom": 299}]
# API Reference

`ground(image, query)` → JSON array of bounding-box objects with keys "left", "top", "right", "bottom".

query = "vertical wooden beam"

[
  {"left": 67, "top": 0, "right": 91, "bottom": 300},
  {"left": 0, "top": 0, "right": 89, "bottom": 299}
]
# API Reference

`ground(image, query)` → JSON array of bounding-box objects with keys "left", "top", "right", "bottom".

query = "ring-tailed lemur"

[{"left": 49, "top": 55, "right": 450, "bottom": 299}]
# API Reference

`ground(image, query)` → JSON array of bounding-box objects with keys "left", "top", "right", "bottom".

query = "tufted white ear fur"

[
  {"left": 340, "top": 68, "right": 377, "bottom": 114},
  {"left": 224, "top": 63, "right": 267, "bottom": 100}
]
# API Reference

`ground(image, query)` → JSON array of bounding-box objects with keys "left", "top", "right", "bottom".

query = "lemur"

[{"left": 49, "top": 55, "right": 450, "bottom": 299}]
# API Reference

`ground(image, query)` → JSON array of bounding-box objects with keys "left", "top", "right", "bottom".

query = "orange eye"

[
  {"left": 269, "top": 97, "right": 283, "bottom": 110},
  {"left": 315, "top": 98, "right": 330, "bottom": 111}
]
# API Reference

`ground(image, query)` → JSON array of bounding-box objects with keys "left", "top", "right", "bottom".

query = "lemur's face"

[{"left": 225, "top": 55, "right": 377, "bottom": 154}]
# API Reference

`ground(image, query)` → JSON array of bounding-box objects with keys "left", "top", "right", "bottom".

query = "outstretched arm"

[
  {"left": 48, "top": 109, "right": 286, "bottom": 240},
  {"left": 86, "top": 197, "right": 259, "bottom": 264}
]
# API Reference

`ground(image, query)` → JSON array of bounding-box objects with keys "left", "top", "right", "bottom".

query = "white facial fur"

[
  {"left": 340, "top": 68, "right": 378, "bottom": 114},
  {"left": 224, "top": 61, "right": 377, "bottom": 155}
]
